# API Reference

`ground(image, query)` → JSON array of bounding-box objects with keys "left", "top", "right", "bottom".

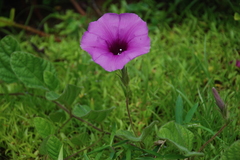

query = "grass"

[{"left": 0, "top": 5, "right": 240, "bottom": 160}]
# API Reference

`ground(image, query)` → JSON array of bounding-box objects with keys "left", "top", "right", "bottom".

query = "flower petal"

[
  {"left": 80, "top": 32, "right": 109, "bottom": 60},
  {"left": 118, "top": 13, "right": 149, "bottom": 42},
  {"left": 87, "top": 13, "right": 120, "bottom": 42}
]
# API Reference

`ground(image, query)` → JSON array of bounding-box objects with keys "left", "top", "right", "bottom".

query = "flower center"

[{"left": 109, "top": 40, "right": 128, "bottom": 55}]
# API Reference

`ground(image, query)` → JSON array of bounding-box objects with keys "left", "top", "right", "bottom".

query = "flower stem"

[
  {"left": 198, "top": 122, "right": 228, "bottom": 152},
  {"left": 126, "top": 92, "right": 137, "bottom": 136},
  {"left": 120, "top": 67, "right": 137, "bottom": 136}
]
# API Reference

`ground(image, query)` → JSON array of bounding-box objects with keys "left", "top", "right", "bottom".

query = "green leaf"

[
  {"left": 49, "top": 110, "right": 66, "bottom": 123},
  {"left": 72, "top": 104, "right": 91, "bottom": 117},
  {"left": 54, "top": 84, "right": 81, "bottom": 108},
  {"left": 47, "top": 135, "right": 63, "bottom": 160},
  {"left": 11, "top": 52, "right": 56, "bottom": 90},
  {"left": 70, "top": 133, "right": 90, "bottom": 146},
  {"left": 10, "top": 8, "right": 15, "bottom": 21},
  {"left": 234, "top": 12, "right": 240, "bottom": 21},
  {"left": 0, "top": 17, "right": 13, "bottom": 27},
  {"left": 43, "top": 71, "right": 60, "bottom": 91},
  {"left": 46, "top": 91, "right": 60, "bottom": 101},
  {"left": 157, "top": 121, "right": 203, "bottom": 157},
  {"left": 0, "top": 36, "right": 20, "bottom": 83},
  {"left": 39, "top": 137, "right": 49, "bottom": 155},
  {"left": 221, "top": 140, "right": 240, "bottom": 160},
  {"left": 184, "top": 103, "right": 198, "bottom": 123},
  {"left": 58, "top": 145, "right": 63, "bottom": 160},
  {"left": 175, "top": 95, "right": 183, "bottom": 124},
  {"left": 34, "top": 117, "right": 55, "bottom": 138},
  {"left": 116, "top": 121, "right": 158, "bottom": 142},
  {"left": 72, "top": 104, "right": 115, "bottom": 123}
]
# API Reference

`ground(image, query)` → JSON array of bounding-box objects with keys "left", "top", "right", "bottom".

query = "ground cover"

[{"left": 0, "top": 1, "right": 239, "bottom": 159}]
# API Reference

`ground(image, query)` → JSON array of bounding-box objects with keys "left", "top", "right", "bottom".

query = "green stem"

[
  {"left": 126, "top": 92, "right": 137, "bottom": 136},
  {"left": 120, "top": 67, "right": 136, "bottom": 136}
]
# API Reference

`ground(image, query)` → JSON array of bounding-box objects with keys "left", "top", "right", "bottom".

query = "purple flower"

[{"left": 80, "top": 13, "right": 150, "bottom": 72}]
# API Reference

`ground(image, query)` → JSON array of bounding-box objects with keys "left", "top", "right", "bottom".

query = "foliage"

[{"left": 0, "top": 1, "right": 239, "bottom": 159}]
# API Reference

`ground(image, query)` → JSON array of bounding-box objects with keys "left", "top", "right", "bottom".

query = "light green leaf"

[
  {"left": 34, "top": 117, "right": 55, "bottom": 138},
  {"left": 0, "top": 17, "right": 13, "bottom": 27},
  {"left": 72, "top": 104, "right": 91, "bottom": 117},
  {"left": 58, "top": 145, "right": 63, "bottom": 160},
  {"left": 43, "top": 71, "right": 60, "bottom": 91},
  {"left": 175, "top": 95, "right": 183, "bottom": 124},
  {"left": 47, "top": 135, "right": 63, "bottom": 160},
  {"left": 116, "top": 121, "right": 158, "bottom": 142},
  {"left": 46, "top": 91, "right": 60, "bottom": 101},
  {"left": 55, "top": 84, "right": 81, "bottom": 108},
  {"left": 184, "top": 103, "right": 198, "bottom": 123},
  {"left": 11, "top": 52, "right": 56, "bottom": 90},
  {"left": 234, "top": 12, "right": 240, "bottom": 21},
  {"left": 157, "top": 121, "right": 203, "bottom": 157},
  {"left": 0, "top": 36, "right": 20, "bottom": 83},
  {"left": 221, "top": 140, "right": 240, "bottom": 160},
  {"left": 72, "top": 104, "right": 115, "bottom": 123},
  {"left": 158, "top": 121, "right": 193, "bottom": 150}
]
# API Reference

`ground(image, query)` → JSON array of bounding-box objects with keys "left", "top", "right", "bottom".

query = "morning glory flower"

[{"left": 80, "top": 13, "right": 150, "bottom": 72}]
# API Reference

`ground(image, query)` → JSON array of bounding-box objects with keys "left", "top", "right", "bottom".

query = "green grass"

[{"left": 0, "top": 6, "right": 240, "bottom": 160}]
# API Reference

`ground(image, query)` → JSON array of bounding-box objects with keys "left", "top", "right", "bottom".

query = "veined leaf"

[
  {"left": 34, "top": 117, "right": 55, "bottom": 138},
  {"left": 0, "top": 36, "right": 20, "bottom": 83},
  {"left": 221, "top": 140, "right": 240, "bottom": 160},
  {"left": 47, "top": 135, "right": 62, "bottom": 160},
  {"left": 157, "top": 121, "right": 203, "bottom": 157},
  {"left": 48, "top": 84, "right": 81, "bottom": 108},
  {"left": 11, "top": 52, "right": 56, "bottom": 90},
  {"left": 43, "top": 71, "right": 60, "bottom": 91}
]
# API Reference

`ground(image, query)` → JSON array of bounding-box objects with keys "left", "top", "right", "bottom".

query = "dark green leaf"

[
  {"left": 0, "top": 36, "right": 20, "bottom": 83},
  {"left": 49, "top": 110, "right": 66, "bottom": 123},
  {"left": 70, "top": 133, "right": 90, "bottom": 146},
  {"left": 72, "top": 104, "right": 115, "bottom": 123},
  {"left": 55, "top": 84, "right": 81, "bottom": 108},
  {"left": 184, "top": 103, "right": 198, "bottom": 123},
  {"left": 221, "top": 140, "right": 240, "bottom": 160},
  {"left": 11, "top": 52, "right": 56, "bottom": 90},
  {"left": 116, "top": 121, "right": 158, "bottom": 142}
]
